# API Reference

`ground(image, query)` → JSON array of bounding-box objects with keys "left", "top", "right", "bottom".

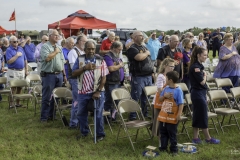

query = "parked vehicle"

[{"left": 99, "top": 28, "right": 148, "bottom": 54}]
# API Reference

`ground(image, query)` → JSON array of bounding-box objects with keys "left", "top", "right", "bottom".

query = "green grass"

[
  {"left": 1, "top": 95, "right": 240, "bottom": 160},
  {"left": 208, "top": 50, "right": 218, "bottom": 61}
]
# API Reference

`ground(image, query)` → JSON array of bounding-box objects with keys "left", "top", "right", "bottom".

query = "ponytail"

[{"left": 188, "top": 46, "right": 206, "bottom": 73}]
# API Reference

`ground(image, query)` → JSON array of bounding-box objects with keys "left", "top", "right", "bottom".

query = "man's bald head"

[
  {"left": 41, "top": 35, "right": 49, "bottom": 43},
  {"left": 108, "top": 31, "right": 115, "bottom": 42},
  {"left": 132, "top": 31, "right": 144, "bottom": 45},
  {"left": 169, "top": 35, "right": 179, "bottom": 49},
  {"left": 132, "top": 30, "right": 141, "bottom": 38}
]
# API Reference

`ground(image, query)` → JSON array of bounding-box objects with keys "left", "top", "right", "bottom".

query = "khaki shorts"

[{"left": 7, "top": 69, "right": 25, "bottom": 82}]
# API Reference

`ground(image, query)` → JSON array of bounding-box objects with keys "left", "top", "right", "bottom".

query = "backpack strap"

[{"left": 74, "top": 48, "right": 81, "bottom": 57}]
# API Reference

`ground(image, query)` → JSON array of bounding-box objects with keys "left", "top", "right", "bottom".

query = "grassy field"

[
  {"left": 1, "top": 94, "right": 240, "bottom": 160},
  {"left": 1, "top": 50, "right": 239, "bottom": 160}
]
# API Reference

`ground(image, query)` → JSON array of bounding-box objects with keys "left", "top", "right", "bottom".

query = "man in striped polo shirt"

[{"left": 72, "top": 40, "right": 109, "bottom": 141}]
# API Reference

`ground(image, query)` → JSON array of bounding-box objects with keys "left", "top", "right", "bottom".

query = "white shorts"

[{"left": 7, "top": 69, "right": 25, "bottom": 82}]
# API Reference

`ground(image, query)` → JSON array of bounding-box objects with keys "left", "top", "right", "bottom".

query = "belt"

[
  {"left": 8, "top": 68, "right": 24, "bottom": 71},
  {"left": 45, "top": 72, "right": 61, "bottom": 75}
]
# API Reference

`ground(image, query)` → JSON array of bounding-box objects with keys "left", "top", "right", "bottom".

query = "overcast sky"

[{"left": 1, "top": 0, "right": 240, "bottom": 32}]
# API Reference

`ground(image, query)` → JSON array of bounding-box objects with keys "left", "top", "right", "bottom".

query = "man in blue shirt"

[
  {"left": 6, "top": 36, "right": 28, "bottom": 107},
  {"left": 21, "top": 36, "right": 36, "bottom": 63},
  {"left": 144, "top": 31, "right": 161, "bottom": 64}
]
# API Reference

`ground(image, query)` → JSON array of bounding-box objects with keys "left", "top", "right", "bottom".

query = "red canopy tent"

[
  {"left": 48, "top": 10, "right": 116, "bottom": 37},
  {"left": 0, "top": 26, "right": 15, "bottom": 35}
]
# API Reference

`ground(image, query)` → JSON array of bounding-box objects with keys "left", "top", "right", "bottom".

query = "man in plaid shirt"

[{"left": 72, "top": 40, "right": 109, "bottom": 141}]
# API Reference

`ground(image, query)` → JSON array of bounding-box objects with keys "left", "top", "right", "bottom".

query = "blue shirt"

[
  {"left": 160, "top": 86, "right": 184, "bottom": 106},
  {"left": 146, "top": 38, "right": 161, "bottom": 60},
  {"left": 6, "top": 45, "right": 26, "bottom": 69},
  {"left": 24, "top": 43, "right": 35, "bottom": 62},
  {"left": 62, "top": 48, "right": 69, "bottom": 79}
]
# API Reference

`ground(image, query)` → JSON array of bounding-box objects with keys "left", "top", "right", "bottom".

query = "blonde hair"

[
  {"left": 115, "top": 36, "right": 120, "bottom": 41},
  {"left": 223, "top": 33, "right": 233, "bottom": 40},
  {"left": 182, "top": 38, "right": 191, "bottom": 49},
  {"left": 158, "top": 58, "right": 175, "bottom": 74},
  {"left": 164, "top": 35, "right": 170, "bottom": 42}
]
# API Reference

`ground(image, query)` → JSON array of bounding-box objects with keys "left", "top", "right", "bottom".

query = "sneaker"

[
  {"left": 205, "top": 137, "right": 220, "bottom": 144},
  {"left": 192, "top": 138, "right": 202, "bottom": 144},
  {"left": 96, "top": 136, "right": 104, "bottom": 142}
]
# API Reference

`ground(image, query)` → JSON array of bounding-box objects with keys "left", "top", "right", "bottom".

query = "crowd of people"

[{"left": 1, "top": 26, "right": 240, "bottom": 155}]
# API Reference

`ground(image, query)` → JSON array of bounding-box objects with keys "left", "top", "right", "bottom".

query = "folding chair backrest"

[
  {"left": 185, "top": 93, "right": 192, "bottom": 105},
  {"left": 0, "top": 77, "right": 7, "bottom": 84},
  {"left": 208, "top": 90, "right": 228, "bottom": 101},
  {"left": 215, "top": 78, "right": 233, "bottom": 89},
  {"left": 9, "top": 79, "right": 28, "bottom": 88},
  {"left": 27, "top": 65, "right": 33, "bottom": 72},
  {"left": 26, "top": 74, "right": 41, "bottom": 82},
  {"left": 230, "top": 87, "right": 240, "bottom": 98},
  {"left": 177, "top": 83, "right": 189, "bottom": 93},
  {"left": 143, "top": 86, "right": 157, "bottom": 96},
  {"left": 209, "top": 65, "right": 216, "bottom": 73},
  {"left": 111, "top": 88, "right": 131, "bottom": 101},
  {"left": 33, "top": 85, "right": 42, "bottom": 95},
  {"left": 52, "top": 87, "right": 72, "bottom": 98},
  {"left": 118, "top": 99, "right": 141, "bottom": 113},
  {"left": 207, "top": 74, "right": 215, "bottom": 82}
]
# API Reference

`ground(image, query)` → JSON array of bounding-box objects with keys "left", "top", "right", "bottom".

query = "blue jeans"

[
  {"left": 159, "top": 122, "right": 178, "bottom": 152},
  {"left": 104, "top": 83, "right": 121, "bottom": 117},
  {"left": 41, "top": 73, "right": 63, "bottom": 121},
  {"left": 77, "top": 92, "right": 105, "bottom": 137},
  {"left": 130, "top": 76, "right": 152, "bottom": 119},
  {"left": 69, "top": 78, "right": 78, "bottom": 127}
]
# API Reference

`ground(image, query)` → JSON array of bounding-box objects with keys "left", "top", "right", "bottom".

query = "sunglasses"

[
  {"left": 45, "top": 40, "right": 48, "bottom": 41},
  {"left": 12, "top": 41, "right": 18, "bottom": 43}
]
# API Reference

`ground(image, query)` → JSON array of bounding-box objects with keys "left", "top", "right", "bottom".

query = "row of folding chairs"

[{"left": 0, "top": 75, "right": 41, "bottom": 113}]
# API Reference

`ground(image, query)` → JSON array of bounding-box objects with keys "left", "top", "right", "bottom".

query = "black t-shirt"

[
  {"left": 203, "top": 33, "right": 209, "bottom": 44},
  {"left": 189, "top": 61, "right": 207, "bottom": 90},
  {"left": 157, "top": 45, "right": 183, "bottom": 78}
]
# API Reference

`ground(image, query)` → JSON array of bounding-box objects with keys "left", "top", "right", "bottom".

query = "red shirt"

[{"left": 100, "top": 38, "right": 113, "bottom": 51}]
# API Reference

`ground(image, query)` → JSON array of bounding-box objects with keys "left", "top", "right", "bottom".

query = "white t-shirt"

[
  {"left": 68, "top": 46, "right": 85, "bottom": 69},
  {"left": 152, "top": 74, "right": 166, "bottom": 104}
]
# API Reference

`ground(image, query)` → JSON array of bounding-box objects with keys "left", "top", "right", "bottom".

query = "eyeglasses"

[
  {"left": 12, "top": 41, "right": 18, "bottom": 43},
  {"left": 190, "top": 36, "right": 194, "bottom": 38},
  {"left": 168, "top": 65, "right": 175, "bottom": 68}
]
